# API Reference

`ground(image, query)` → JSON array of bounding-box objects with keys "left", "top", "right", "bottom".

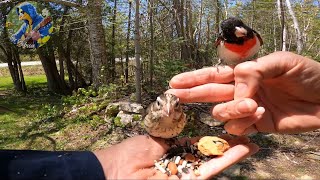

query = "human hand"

[
  {"left": 94, "top": 135, "right": 258, "bottom": 179},
  {"left": 30, "top": 30, "right": 41, "bottom": 41},
  {"left": 167, "top": 51, "right": 320, "bottom": 135}
]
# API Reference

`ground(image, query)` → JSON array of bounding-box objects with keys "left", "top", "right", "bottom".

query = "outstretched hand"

[
  {"left": 94, "top": 135, "right": 258, "bottom": 179},
  {"left": 167, "top": 51, "right": 320, "bottom": 135}
]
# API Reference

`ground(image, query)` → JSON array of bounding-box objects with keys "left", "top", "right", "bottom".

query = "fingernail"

[
  {"left": 235, "top": 83, "right": 248, "bottom": 98},
  {"left": 256, "top": 107, "right": 265, "bottom": 116},
  {"left": 237, "top": 100, "right": 255, "bottom": 113}
]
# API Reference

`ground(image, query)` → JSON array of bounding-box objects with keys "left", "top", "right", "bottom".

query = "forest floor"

[{"left": 0, "top": 72, "right": 319, "bottom": 179}]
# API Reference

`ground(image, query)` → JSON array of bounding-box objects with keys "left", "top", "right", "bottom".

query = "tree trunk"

[
  {"left": 173, "top": 0, "right": 188, "bottom": 61},
  {"left": 285, "top": 0, "right": 303, "bottom": 54},
  {"left": 125, "top": 1, "right": 132, "bottom": 84},
  {"left": 37, "top": 46, "right": 69, "bottom": 95},
  {"left": 111, "top": 0, "right": 117, "bottom": 81},
  {"left": 223, "top": 0, "right": 228, "bottom": 19},
  {"left": 272, "top": 14, "right": 277, "bottom": 52},
  {"left": 12, "top": 47, "right": 27, "bottom": 91},
  {"left": 194, "top": 0, "right": 203, "bottom": 68},
  {"left": 65, "top": 29, "right": 76, "bottom": 89},
  {"left": 149, "top": 0, "right": 154, "bottom": 86},
  {"left": 205, "top": 14, "right": 211, "bottom": 65},
  {"left": 56, "top": 7, "right": 70, "bottom": 83},
  {"left": 277, "top": 0, "right": 286, "bottom": 51},
  {"left": 1, "top": 20, "right": 27, "bottom": 92},
  {"left": 87, "top": 0, "right": 108, "bottom": 87},
  {"left": 134, "top": 0, "right": 142, "bottom": 103},
  {"left": 215, "top": 0, "right": 221, "bottom": 33},
  {"left": 250, "top": 0, "right": 256, "bottom": 28}
]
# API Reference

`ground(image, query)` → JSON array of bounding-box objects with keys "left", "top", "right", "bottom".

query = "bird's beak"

[
  {"left": 235, "top": 26, "right": 247, "bottom": 37},
  {"left": 163, "top": 103, "right": 172, "bottom": 117}
]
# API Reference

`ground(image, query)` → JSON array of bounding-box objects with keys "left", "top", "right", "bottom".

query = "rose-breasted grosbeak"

[
  {"left": 215, "top": 17, "right": 263, "bottom": 66},
  {"left": 143, "top": 93, "right": 186, "bottom": 139}
]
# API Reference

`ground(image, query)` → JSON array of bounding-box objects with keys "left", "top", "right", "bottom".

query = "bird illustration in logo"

[{"left": 10, "top": 2, "right": 53, "bottom": 49}]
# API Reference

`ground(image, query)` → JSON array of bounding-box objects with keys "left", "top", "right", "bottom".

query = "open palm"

[{"left": 94, "top": 135, "right": 258, "bottom": 179}]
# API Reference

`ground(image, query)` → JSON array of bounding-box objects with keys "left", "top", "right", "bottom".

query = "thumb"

[{"left": 233, "top": 51, "right": 300, "bottom": 99}]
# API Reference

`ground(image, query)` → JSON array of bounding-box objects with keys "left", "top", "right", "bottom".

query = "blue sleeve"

[
  {"left": 0, "top": 150, "right": 105, "bottom": 180},
  {"left": 10, "top": 24, "right": 27, "bottom": 44}
]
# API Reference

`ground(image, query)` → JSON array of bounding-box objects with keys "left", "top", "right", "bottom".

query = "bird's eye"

[{"left": 175, "top": 102, "right": 179, "bottom": 108}]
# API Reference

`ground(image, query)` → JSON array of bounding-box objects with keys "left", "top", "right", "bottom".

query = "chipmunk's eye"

[{"left": 156, "top": 100, "right": 160, "bottom": 106}]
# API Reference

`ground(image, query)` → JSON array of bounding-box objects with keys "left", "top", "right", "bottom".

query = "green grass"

[
  {"left": 0, "top": 74, "right": 109, "bottom": 150},
  {"left": 0, "top": 75, "right": 47, "bottom": 91},
  {"left": 0, "top": 74, "right": 61, "bottom": 149}
]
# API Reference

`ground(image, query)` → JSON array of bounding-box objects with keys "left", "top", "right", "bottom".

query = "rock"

[
  {"left": 105, "top": 102, "right": 144, "bottom": 115},
  {"left": 199, "top": 113, "right": 224, "bottom": 127},
  {"left": 114, "top": 111, "right": 143, "bottom": 128},
  {"left": 197, "top": 136, "right": 230, "bottom": 156},
  {"left": 119, "top": 102, "right": 144, "bottom": 114},
  {"left": 105, "top": 103, "right": 120, "bottom": 117},
  {"left": 115, "top": 111, "right": 133, "bottom": 127}
]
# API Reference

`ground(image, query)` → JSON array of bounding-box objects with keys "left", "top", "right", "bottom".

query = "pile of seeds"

[
  {"left": 154, "top": 136, "right": 230, "bottom": 177},
  {"left": 154, "top": 141, "right": 212, "bottom": 177}
]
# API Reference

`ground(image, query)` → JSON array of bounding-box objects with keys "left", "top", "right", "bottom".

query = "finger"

[
  {"left": 169, "top": 66, "right": 234, "bottom": 89},
  {"left": 224, "top": 107, "right": 265, "bottom": 135},
  {"left": 212, "top": 98, "right": 258, "bottom": 121},
  {"left": 241, "top": 125, "right": 259, "bottom": 135},
  {"left": 166, "top": 83, "right": 234, "bottom": 103},
  {"left": 234, "top": 51, "right": 300, "bottom": 99},
  {"left": 197, "top": 143, "right": 259, "bottom": 179},
  {"left": 148, "top": 170, "right": 168, "bottom": 180},
  {"left": 180, "top": 169, "right": 197, "bottom": 180},
  {"left": 168, "top": 175, "right": 179, "bottom": 180},
  {"left": 218, "top": 134, "right": 233, "bottom": 142},
  {"left": 227, "top": 136, "right": 250, "bottom": 147},
  {"left": 134, "top": 169, "right": 157, "bottom": 179}
]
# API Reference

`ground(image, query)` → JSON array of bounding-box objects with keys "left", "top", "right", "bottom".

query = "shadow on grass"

[{"left": 0, "top": 84, "right": 65, "bottom": 149}]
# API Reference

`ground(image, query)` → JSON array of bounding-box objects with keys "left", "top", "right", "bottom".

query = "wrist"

[{"left": 93, "top": 145, "right": 120, "bottom": 179}]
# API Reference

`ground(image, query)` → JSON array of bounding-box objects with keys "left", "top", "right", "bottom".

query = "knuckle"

[
  {"left": 234, "top": 61, "right": 256, "bottom": 76},
  {"left": 224, "top": 123, "right": 243, "bottom": 136}
]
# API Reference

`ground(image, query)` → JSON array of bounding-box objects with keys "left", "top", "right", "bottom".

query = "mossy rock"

[
  {"left": 105, "top": 103, "right": 120, "bottom": 117},
  {"left": 113, "top": 116, "right": 125, "bottom": 128}
]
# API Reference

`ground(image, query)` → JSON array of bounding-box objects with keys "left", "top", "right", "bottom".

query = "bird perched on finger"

[
  {"left": 215, "top": 17, "right": 263, "bottom": 66},
  {"left": 143, "top": 93, "right": 186, "bottom": 139}
]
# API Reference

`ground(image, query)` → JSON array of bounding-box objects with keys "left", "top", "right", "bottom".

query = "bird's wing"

[
  {"left": 214, "top": 34, "right": 224, "bottom": 48},
  {"left": 253, "top": 30, "right": 263, "bottom": 46}
]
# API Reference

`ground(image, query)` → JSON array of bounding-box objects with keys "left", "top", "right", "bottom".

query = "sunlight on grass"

[{"left": 0, "top": 75, "right": 47, "bottom": 90}]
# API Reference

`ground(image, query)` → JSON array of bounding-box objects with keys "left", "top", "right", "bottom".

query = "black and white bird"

[{"left": 215, "top": 17, "right": 263, "bottom": 66}]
